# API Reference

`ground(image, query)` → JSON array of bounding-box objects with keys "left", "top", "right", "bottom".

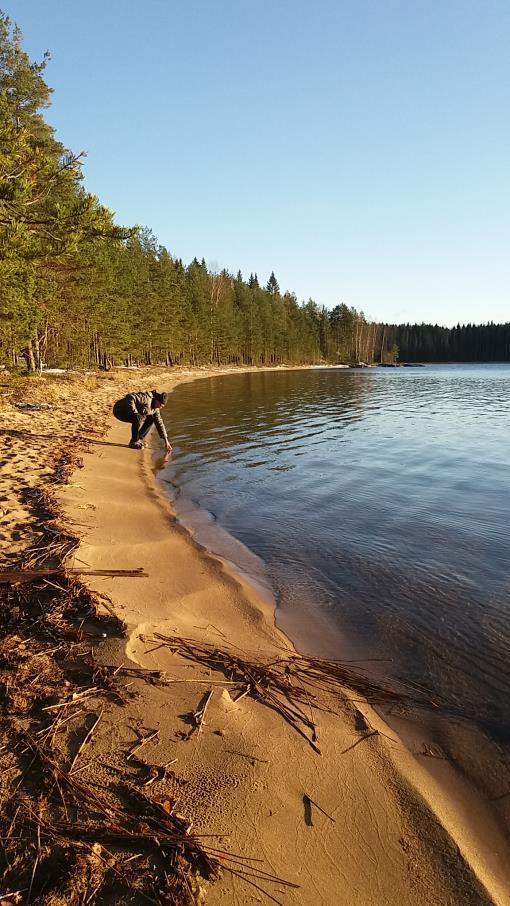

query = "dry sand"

[{"left": 2, "top": 366, "right": 509, "bottom": 905}]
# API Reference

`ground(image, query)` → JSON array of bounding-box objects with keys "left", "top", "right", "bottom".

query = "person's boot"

[{"left": 128, "top": 440, "right": 143, "bottom": 449}]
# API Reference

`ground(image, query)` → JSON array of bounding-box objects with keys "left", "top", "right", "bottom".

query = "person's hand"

[{"left": 164, "top": 440, "right": 173, "bottom": 454}]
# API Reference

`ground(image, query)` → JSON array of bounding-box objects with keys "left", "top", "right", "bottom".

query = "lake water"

[{"left": 159, "top": 365, "right": 510, "bottom": 746}]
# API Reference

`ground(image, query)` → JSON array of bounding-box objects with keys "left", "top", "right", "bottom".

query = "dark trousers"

[
  {"left": 113, "top": 401, "right": 156, "bottom": 443},
  {"left": 136, "top": 414, "right": 156, "bottom": 442}
]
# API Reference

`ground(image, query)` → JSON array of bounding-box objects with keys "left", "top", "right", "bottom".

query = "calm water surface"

[{"left": 160, "top": 365, "right": 510, "bottom": 742}]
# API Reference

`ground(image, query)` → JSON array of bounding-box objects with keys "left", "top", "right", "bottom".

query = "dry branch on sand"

[
  {"left": 147, "top": 633, "right": 433, "bottom": 754},
  {"left": 0, "top": 566, "right": 148, "bottom": 585},
  {"left": 7, "top": 729, "right": 299, "bottom": 905},
  {"left": 1, "top": 714, "right": 299, "bottom": 905}
]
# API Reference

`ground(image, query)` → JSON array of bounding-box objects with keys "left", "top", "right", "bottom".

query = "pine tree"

[
  {"left": 266, "top": 271, "right": 280, "bottom": 295},
  {"left": 0, "top": 13, "right": 129, "bottom": 368}
]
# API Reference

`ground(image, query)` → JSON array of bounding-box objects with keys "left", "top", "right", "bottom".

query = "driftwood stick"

[
  {"left": 189, "top": 690, "right": 213, "bottom": 738},
  {"left": 69, "top": 709, "right": 104, "bottom": 774},
  {"left": 93, "top": 596, "right": 120, "bottom": 620},
  {"left": 0, "top": 567, "right": 148, "bottom": 584},
  {"left": 98, "top": 664, "right": 164, "bottom": 678},
  {"left": 227, "top": 750, "right": 269, "bottom": 764},
  {"left": 127, "top": 729, "right": 160, "bottom": 761},
  {"left": 233, "top": 685, "right": 251, "bottom": 703},
  {"left": 41, "top": 688, "right": 100, "bottom": 711},
  {"left": 303, "top": 793, "right": 335, "bottom": 823},
  {"left": 26, "top": 820, "right": 42, "bottom": 903}
]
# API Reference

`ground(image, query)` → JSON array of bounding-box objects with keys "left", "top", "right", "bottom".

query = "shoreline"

[
  {"left": 162, "top": 437, "right": 510, "bottom": 866},
  {"left": 57, "top": 367, "right": 509, "bottom": 904},
  {"left": 154, "top": 370, "right": 510, "bottom": 840},
  {"left": 1, "top": 364, "right": 508, "bottom": 904}
]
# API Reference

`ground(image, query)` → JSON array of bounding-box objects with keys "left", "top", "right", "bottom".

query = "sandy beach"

[{"left": 1, "top": 366, "right": 509, "bottom": 905}]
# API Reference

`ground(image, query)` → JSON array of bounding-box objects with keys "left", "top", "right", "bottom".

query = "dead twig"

[
  {"left": 0, "top": 567, "right": 148, "bottom": 585},
  {"left": 227, "top": 750, "right": 269, "bottom": 764},
  {"left": 127, "top": 728, "right": 160, "bottom": 761},
  {"left": 149, "top": 634, "right": 428, "bottom": 754},
  {"left": 69, "top": 709, "right": 104, "bottom": 774},
  {"left": 303, "top": 793, "right": 335, "bottom": 823},
  {"left": 186, "top": 689, "right": 214, "bottom": 740}
]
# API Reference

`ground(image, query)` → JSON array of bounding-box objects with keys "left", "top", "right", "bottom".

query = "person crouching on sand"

[{"left": 113, "top": 390, "right": 173, "bottom": 453}]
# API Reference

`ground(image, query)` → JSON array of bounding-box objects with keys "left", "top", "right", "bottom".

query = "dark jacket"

[{"left": 114, "top": 391, "right": 168, "bottom": 441}]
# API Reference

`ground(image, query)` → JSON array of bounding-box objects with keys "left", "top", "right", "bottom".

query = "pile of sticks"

[
  {"left": 148, "top": 633, "right": 434, "bottom": 754},
  {"left": 3, "top": 724, "right": 297, "bottom": 905}
]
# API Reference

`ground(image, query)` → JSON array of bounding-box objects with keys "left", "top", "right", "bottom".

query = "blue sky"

[{"left": 7, "top": 0, "right": 510, "bottom": 326}]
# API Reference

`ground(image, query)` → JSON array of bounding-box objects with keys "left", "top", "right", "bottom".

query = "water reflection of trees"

[{"left": 166, "top": 371, "right": 375, "bottom": 461}]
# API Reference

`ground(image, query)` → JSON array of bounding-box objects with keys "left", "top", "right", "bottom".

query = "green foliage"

[
  {"left": 385, "top": 323, "right": 510, "bottom": 363},
  {"left": 0, "top": 12, "right": 131, "bottom": 368},
  {"left": 1, "top": 14, "right": 506, "bottom": 371},
  {"left": 266, "top": 271, "right": 280, "bottom": 295}
]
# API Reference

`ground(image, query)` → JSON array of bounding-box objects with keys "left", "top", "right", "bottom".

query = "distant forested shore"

[
  {"left": 1, "top": 14, "right": 508, "bottom": 373},
  {"left": 385, "top": 322, "right": 510, "bottom": 364}
]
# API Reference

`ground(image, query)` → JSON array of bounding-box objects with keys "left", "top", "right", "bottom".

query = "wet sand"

[
  {"left": 2, "top": 366, "right": 508, "bottom": 904},
  {"left": 57, "top": 370, "right": 508, "bottom": 905}
]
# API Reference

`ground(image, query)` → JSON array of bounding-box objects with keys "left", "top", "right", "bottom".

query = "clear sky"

[{"left": 6, "top": 0, "right": 510, "bottom": 326}]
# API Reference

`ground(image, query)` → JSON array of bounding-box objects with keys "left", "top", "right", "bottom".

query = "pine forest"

[{"left": 1, "top": 14, "right": 508, "bottom": 373}]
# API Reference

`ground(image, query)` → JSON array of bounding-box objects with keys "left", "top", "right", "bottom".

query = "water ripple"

[{"left": 161, "top": 365, "right": 510, "bottom": 739}]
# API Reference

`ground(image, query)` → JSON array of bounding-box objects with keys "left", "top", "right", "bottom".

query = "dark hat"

[{"left": 153, "top": 390, "right": 168, "bottom": 406}]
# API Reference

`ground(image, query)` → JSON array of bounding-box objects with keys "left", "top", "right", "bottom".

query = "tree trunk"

[
  {"left": 380, "top": 326, "right": 387, "bottom": 364},
  {"left": 25, "top": 339, "right": 36, "bottom": 372},
  {"left": 33, "top": 333, "right": 42, "bottom": 371}
]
